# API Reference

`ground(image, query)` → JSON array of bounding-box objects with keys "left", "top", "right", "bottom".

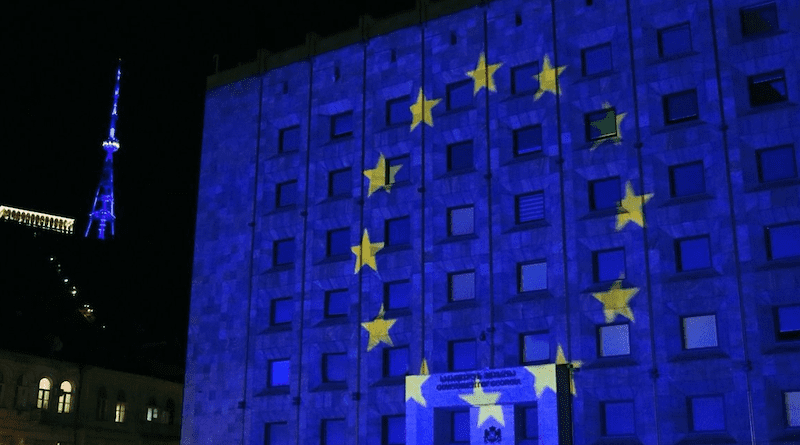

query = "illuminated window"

[
  {"left": 266, "top": 422, "right": 289, "bottom": 445},
  {"left": 511, "top": 62, "right": 538, "bottom": 95},
  {"left": 749, "top": 70, "right": 788, "bottom": 106},
  {"left": 766, "top": 223, "right": 800, "bottom": 260},
  {"left": 516, "top": 192, "right": 544, "bottom": 223},
  {"left": 447, "top": 141, "right": 473, "bottom": 172},
  {"left": 382, "top": 414, "right": 405, "bottom": 445},
  {"left": 276, "top": 180, "right": 297, "bottom": 208},
  {"left": 57, "top": 381, "right": 72, "bottom": 414},
  {"left": 520, "top": 332, "right": 549, "bottom": 364},
  {"left": 663, "top": 90, "right": 699, "bottom": 124},
  {"left": 741, "top": 2, "right": 778, "bottom": 36},
  {"left": 268, "top": 359, "right": 290, "bottom": 387},
  {"left": 448, "top": 339, "right": 477, "bottom": 371},
  {"left": 270, "top": 297, "right": 293, "bottom": 326},
  {"left": 327, "top": 228, "right": 350, "bottom": 257},
  {"left": 384, "top": 280, "right": 410, "bottom": 310},
  {"left": 450, "top": 409, "right": 470, "bottom": 443},
  {"left": 279, "top": 126, "right": 300, "bottom": 153},
  {"left": 785, "top": 391, "right": 800, "bottom": 427},
  {"left": 96, "top": 387, "right": 107, "bottom": 421},
  {"left": 446, "top": 80, "right": 472, "bottom": 110},
  {"left": 689, "top": 395, "right": 725, "bottom": 431},
  {"left": 448, "top": 271, "right": 475, "bottom": 302},
  {"left": 757, "top": 146, "right": 797, "bottom": 182},
  {"left": 37, "top": 377, "right": 51, "bottom": 409},
  {"left": 581, "top": 42, "right": 612, "bottom": 76},
  {"left": 323, "top": 353, "right": 347, "bottom": 383},
  {"left": 589, "top": 176, "right": 621, "bottom": 210},
  {"left": 331, "top": 112, "right": 353, "bottom": 139},
  {"left": 516, "top": 404, "right": 538, "bottom": 442},
  {"left": 602, "top": 401, "right": 635, "bottom": 435},
  {"left": 658, "top": 23, "right": 692, "bottom": 58},
  {"left": 518, "top": 261, "right": 547, "bottom": 292},
  {"left": 328, "top": 168, "right": 351, "bottom": 197},
  {"left": 387, "top": 154, "right": 410, "bottom": 184},
  {"left": 447, "top": 205, "right": 474, "bottom": 236},
  {"left": 273, "top": 238, "right": 295, "bottom": 267},
  {"left": 383, "top": 346, "right": 409, "bottom": 378},
  {"left": 385, "top": 216, "right": 410, "bottom": 247},
  {"left": 775, "top": 305, "right": 800, "bottom": 341},
  {"left": 146, "top": 398, "right": 159, "bottom": 422},
  {"left": 598, "top": 324, "right": 630, "bottom": 357},
  {"left": 322, "top": 418, "right": 345, "bottom": 445},
  {"left": 514, "top": 125, "right": 543, "bottom": 156},
  {"left": 682, "top": 314, "right": 718, "bottom": 349},
  {"left": 585, "top": 107, "right": 617, "bottom": 141},
  {"left": 325, "top": 289, "right": 348, "bottom": 318},
  {"left": 386, "top": 95, "right": 411, "bottom": 126},
  {"left": 593, "top": 248, "right": 626, "bottom": 282},
  {"left": 675, "top": 235, "right": 711, "bottom": 271},
  {"left": 115, "top": 391, "right": 126, "bottom": 423},
  {"left": 669, "top": 161, "right": 705, "bottom": 197}
]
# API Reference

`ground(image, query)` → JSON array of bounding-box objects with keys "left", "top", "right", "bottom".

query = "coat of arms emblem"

[{"left": 484, "top": 425, "right": 501, "bottom": 443}]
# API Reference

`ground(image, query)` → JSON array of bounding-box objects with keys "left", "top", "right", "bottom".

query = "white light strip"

[{"left": 0, "top": 205, "right": 75, "bottom": 235}]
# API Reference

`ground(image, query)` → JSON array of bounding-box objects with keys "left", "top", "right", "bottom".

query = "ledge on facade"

[
  {"left": 264, "top": 204, "right": 298, "bottom": 216},
  {"left": 771, "top": 429, "right": 800, "bottom": 443},
  {"left": 755, "top": 258, "right": 800, "bottom": 271},
  {"left": 314, "top": 317, "right": 351, "bottom": 327},
  {"left": 264, "top": 264, "right": 294, "bottom": 274},
  {"left": 762, "top": 342, "right": 800, "bottom": 355},
  {"left": 737, "top": 101, "right": 797, "bottom": 118},
  {"left": 381, "top": 244, "right": 412, "bottom": 254},
  {"left": 646, "top": 50, "right": 701, "bottom": 65},
  {"left": 666, "top": 268, "right": 720, "bottom": 282},
  {"left": 745, "top": 177, "right": 800, "bottom": 193},
  {"left": 581, "top": 357, "right": 638, "bottom": 370},
  {"left": 651, "top": 119, "right": 708, "bottom": 135},
  {"left": 505, "top": 290, "right": 552, "bottom": 304},
  {"left": 500, "top": 151, "right": 548, "bottom": 167},
  {"left": 371, "top": 376, "right": 406, "bottom": 387},
  {"left": 437, "top": 233, "right": 479, "bottom": 245},
  {"left": 436, "top": 168, "right": 479, "bottom": 180},
  {"left": 256, "top": 386, "right": 290, "bottom": 397},
  {"left": 311, "top": 382, "right": 347, "bottom": 392},
  {"left": 592, "top": 437, "right": 642, "bottom": 445},
  {"left": 582, "top": 280, "right": 637, "bottom": 294},
  {"left": 674, "top": 432, "right": 736, "bottom": 444},
  {"left": 384, "top": 308, "right": 412, "bottom": 319},
  {"left": 435, "top": 300, "right": 479, "bottom": 313},
  {"left": 570, "top": 69, "right": 620, "bottom": 84},
  {"left": 658, "top": 193, "right": 715, "bottom": 207},
  {"left": 315, "top": 254, "right": 351, "bottom": 266},
  {"left": 668, "top": 348, "right": 729, "bottom": 363},
  {"left": 504, "top": 219, "right": 550, "bottom": 234},
  {"left": 578, "top": 207, "right": 619, "bottom": 221},
  {"left": 260, "top": 324, "right": 292, "bottom": 335}
]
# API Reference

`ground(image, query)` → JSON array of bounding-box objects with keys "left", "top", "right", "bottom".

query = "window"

[
  {"left": 447, "top": 80, "right": 472, "bottom": 110},
  {"left": 325, "top": 289, "right": 348, "bottom": 318},
  {"left": 279, "top": 126, "right": 300, "bottom": 153},
  {"left": 323, "top": 353, "right": 347, "bottom": 383},
  {"left": 57, "top": 381, "right": 72, "bottom": 414},
  {"left": 593, "top": 248, "right": 626, "bottom": 282},
  {"left": 164, "top": 399, "right": 175, "bottom": 425},
  {"left": 273, "top": 238, "right": 295, "bottom": 267},
  {"left": 589, "top": 177, "right": 621, "bottom": 211},
  {"left": 663, "top": 90, "right": 699, "bottom": 124},
  {"left": 276, "top": 180, "right": 297, "bottom": 208},
  {"left": 271, "top": 297, "right": 293, "bottom": 326},
  {"left": 448, "top": 271, "right": 475, "bottom": 302},
  {"left": 449, "top": 339, "right": 477, "bottom": 371},
  {"left": 689, "top": 395, "right": 725, "bottom": 431},
  {"left": 516, "top": 192, "right": 545, "bottom": 223},
  {"left": 96, "top": 387, "right": 107, "bottom": 421},
  {"left": 581, "top": 42, "right": 612, "bottom": 76},
  {"left": 740, "top": 2, "right": 778, "bottom": 36},
  {"left": 514, "top": 125, "right": 543, "bottom": 156},
  {"left": 387, "top": 154, "right": 410, "bottom": 184},
  {"left": 519, "top": 261, "right": 546, "bottom": 292},
  {"left": 682, "top": 314, "right": 718, "bottom": 349},
  {"left": 669, "top": 161, "right": 705, "bottom": 197},
  {"left": 775, "top": 305, "right": 800, "bottom": 341},
  {"left": 451, "top": 409, "right": 470, "bottom": 443},
  {"left": 447, "top": 141, "right": 473, "bottom": 172},
  {"left": 37, "top": 377, "right": 51, "bottom": 409},
  {"left": 757, "top": 146, "right": 797, "bottom": 182},
  {"left": 598, "top": 324, "right": 630, "bottom": 357},
  {"left": 602, "top": 401, "right": 635, "bottom": 435},
  {"left": 328, "top": 168, "right": 351, "bottom": 197},
  {"left": 146, "top": 398, "right": 159, "bottom": 422},
  {"left": 658, "top": 23, "right": 692, "bottom": 58},
  {"left": 382, "top": 414, "right": 405, "bottom": 445},
  {"left": 331, "top": 112, "right": 353, "bottom": 139},
  {"left": 675, "top": 235, "right": 711, "bottom": 271},
  {"left": 327, "top": 228, "right": 350, "bottom": 257},
  {"left": 385, "top": 216, "right": 410, "bottom": 247},
  {"left": 322, "top": 418, "right": 345, "bottom": 445},
  {"left": 265, "top": 422, "right": 289, "bottom": 445},
  {"left": 384, "top": 280, "right": 410, "bottom": 310},
  {"left": 585, "top": 108, "right": 618, "bottom": 141},
  {"left": 785, "top": 391, "right": 800, "bottom": 427},
  {"left": 386, "top": 96, "right": 411, "bottom": 126},
  {"left": 269, "top": 359, "right": 290, "bottom": 387},
  {"left": 516, "top": 404, "right": 538, "bottom": 442},
  {"left": 766, "top": 223, "right": 800, "bottom": 260},
  {"left": 115, "top": 391, "right": 126, "bottom": 423},
  {"left": 521, "top": 332, "right": 549, "bottom": 364},
  {"left": 749, "top": 70, "right": 788, "bottom": 106},
  {"left": 383, "top": 346, "right": 409, "bottom": 377},
  {"left": 447, "top": 206, "right": 474, "bottom": 236},
  {"left": 512, "top": 62, "right": 539, "bottom": 94}
]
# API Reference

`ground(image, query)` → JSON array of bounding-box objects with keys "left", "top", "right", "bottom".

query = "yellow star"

[
  {"left": 466, "top": 52, "right": 502, "bottom": 95},
  {"left": 534, "top": 54, "right": 566, "bottom": 101},
  {"left": 363, "top": 153, "right": 402, "bottom": 197},
  {"left": 406, "top": 374, "right": 429, "bottom": 407},
  {"left": 525, "top": 364, "right": 557, "bottom": 398},
  {"left": 351, "top": 228, "right": 384, "bottom": 274},
  {"left": 360, "top": 304, "right": 397, "bottom": 351},
  {"left": 590, "top": 101, "right": 627, "bottom": 150},
  {"left": 458, "top": 378, "right": 504, "bottom": 427},
  {"left": 419, "top": 358, "right": 429, "bottom": 375},
  {"left": 591, "top": 278, "right": 638, "bottom": 323},
  {"left": 555, "top": 344, "right": 582, "bottom": 396},
  {"left": 409, "top": 87, "right": 441, "bottom": 131},
  {"left": 616, "top": 181, "right": 653, "bottom": 230}
]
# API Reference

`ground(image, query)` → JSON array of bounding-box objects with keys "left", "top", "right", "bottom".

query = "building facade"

[{"left": 183, "top": 0, "right": 800, "bottom": 443}]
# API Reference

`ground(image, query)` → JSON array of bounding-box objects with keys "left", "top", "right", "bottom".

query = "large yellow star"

[
  {"left": 616, "top": 181, "right": 653, "bottom": 230},
  {"left": 361, "top": 304, "right": 397, "bottom": 351},
  {"left": 409, "top": 87, "right": 441, "bottom": 131},
  {"left": 555, "top": 344, "right": 582, "bottom": 396},
  {"left": 406, "top": 374, "right": 429, "bottom": 407},
  {"left": 459, "top": 378, "right": 504, "bottom": 427},
  {"left": 363, "top": 153, "right": 402, "bottom": 197},
  {"left": 534, "top": 54, "right": 566, "bottom": 101},
  {"left": 466, "top": 52, "right": 502, "bottom": 95},
  {"left": 525, "top": 364, "right": 557, "bottom": 398},
  {"left": 590, "top": 101, "right": 627, "bottom": 150},
  {"left": 591, "top": 278, "right": 638, "bottom": 323},
  {"left": 351, "top": 228, "right": 384, "bottom": 274}
]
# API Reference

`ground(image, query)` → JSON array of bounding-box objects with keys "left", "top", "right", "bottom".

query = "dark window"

[
  {"left": 387, "top": 154, "right": 410, "bottom": 184},
  {"left": 450, "top": 31, "right": 457, "bottom": 46},
  {"left": 382, "top": 415, "right": 405, "bottom": 445},
  {"left": 268, "top": 359, "right": 290, "bottom": 387},
  {"left": 749, "top": 70, "right": 788, "bottom": 106},
  {"left": 265, "top": 422, "right": 289, "bottom": 445},
  {"left": 447, "top": 141, "right": 473, "bottom": 172},
  {"left": 331, "top": 112, "right": 353, "bottom": 139},
  {"left": 325, "top": 289, "right": 348, "bottom": 318},
  {"left": 323, "top": 353, "right": 347, "bottom": 383},
  {"left": 519, "top": 261, "right": 547, "bottom": 292},
  {"left": 689, "top": 396, "right": 725, "bottom": 431},
  {"left": 675, "top": 235, "right": 711, "bottom": 271},
  {"left": 328, "top": 168, "right": 351, "bottom": 197},
  {"left": 516, "top": 192, "right": 545, "bottom": 223},
  {"left": 785, "top": 391, "right": 800, "bottom": 427},
  {"left": 383, "top": 346, "right": 409, "bottom": 377},
  {"left": 740, "top": 2, "right": 778, "bottom": 36},
  {"left": 598, "top": 324, "right": 630, "bottom": 357},
  {"left": 385, "top": 216, "right": 410, "bottom": 247},
  {"left": 279, "top": 126, "right": 300, "bottom": 153},
  {"left": 516, "top": 404, "right": 538, "bottom": 441},
  {"left": 449, "top": 339, "right": 477, "bottom": 371},
  {"left": 593, "top": 248, "right": 626, "bottom": 282},
  {"left": 682, "top": 314, "right": 718, "bottom": 349},
  {"left": 386, "top": 96, "right": 411, "bottom": 126},
  {"left": 96, "top": 387, "right": 107, "bottom": 421},
  {"left": 658, "top": 23, "right": 692, "bottom": 58},
  {"left": 276, "top": 180, "right": 297, "bottom": 208},
  {"left": 585, "top": 108, "right": 618, "bottom": 141},
  {"left": 766, "top": 223, "right": 800, "bottom": 260},
  {"left": 515, "top": 13, "right": 522, "bottom": 26},
  {"left": 274, "top": 238, "right": 295, "bottom": 267},
  {"left": 384, "top": 280, "right": 410, "bottom": 310},
  {"left": 581, "top": 42, "right": 613, "bottom": 76},
  {"left": 663, "top": 90, "right": 699, "bottom": 124},
  {"left": 451, "top": 410, "right": 470, "bottom": 443},
  {"left": 602, "top": 401, "right": 635, "bottom": 435},
  {"left": 448, "top": 206, "right": 474, "bottom": 236},
  {"left": 520, "top": 332, "right": 549, "bottom": 364},
  {"left": 327, "top": 228, "right": 350, "bottom": 257},
  {"left": 511, "top": 62, "right": 539, "bottom": 95},
  {"left": 669, "top": 161, "right": 705, "bottom": 197},
  {"left": 514, "top": 125, "right": 543, "bottom": 156},
  {"left": 775, "top": 305, "right": 800, "bottom": 341},
  {"left": 448, "top": 271, "right": 475, "bottom": 302},
  {"left": 589, "top": 176, "right": 621, "bottom": 210},
  {"left": 757, "top": 146, "right": 797, "bottom": 182},
  {"left": 270, "top": 298, "right": 293, "bottom": 326},
  {"left": 322, "top": 418, "right": 346, "bottom": 445},
  {"left": 447, "top": 80, "right": 472, "bottom": 110}
]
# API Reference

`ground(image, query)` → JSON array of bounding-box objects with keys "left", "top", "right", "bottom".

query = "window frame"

[
  {"left": 593, "top": 247, "right": 626, "bottom": 283},
  {"left": 37, "top": 377, "right": 51, "bottom": 410},
  {"left": 748, "top": 70, "right": 788, "bottom": 107},
  {"left": 447, "top": 140, "right": 474, "bottom": 173},
  {"left": 681, "top": 314, "right": 719, "bottom": 350},
  {"left": 585, "top": 107, "right": 618, "bottom": 142},
  {"left": 448, "top": 339, "right": 477, "bottom": 372},
  {"left": 322, "top": 418, "right": 346, "bottom": 445},
  {"left": 662, "top": 89, "right": 699, "bottom": 124},
  {"left": 324, "top": 289, "right": 349, "bottom": 318},
  {"left": 658, "top": 22, "right": 693, "bottom": 58},
  {"left": 598, "top": 323, "right": 631, "bottom": 357},
  {"left": 382, "top": 345, "right": 410, "bottom": 378},
  {"left": 774, "top": 305, "right": 800, "bottom": 341},
  {"left": 382, "top": 414, "right": 405, "bottom": 445},
  {"left": 515, "top": 191, "right": 545, "bottom": 224},
  {"left": 322, "top": 352, "right": 347, "bottom": 383},
  {"left": 784, "top": 390, "right": 800, "bottom": 428},
  {"left": 450, "top": 409, "right": 471, "bottom": 443},
  {"left": 669, "top": 161, "right": 705, "bottom": 197},
  {"left": 740, "top": 2, "right": 779, "bottom": 37},
  {"left": 328, "top": 168, "right": 351, "bottom": 198},
  {"left": 279, "top": 125, "right": 301, "bottom": 153},
  {"left": 326, "top": 228, "right": 351, "bottom": 258},
  {"left": 448, "top": 270, "right": 475, "bottom": 302},
  {"left": 518, "top": 261, "right": 547, "bottom": 293},
  {"left": 511, "top": 62, "right": 539, "bottom": 95},
  {"left": 688, "top": 395, "right": 726, "bottom": 432},
  {"left": 270, "top": 297, "right": 293, "bottom": 326},
  {"left": 330, "top": 111, "right": 354, "bottom": 139},
  {"left": 387, "top": 154, "right": 410, "bottom": 184},
  {"left": 589, "top": 176, "right": 621, "bottom": 211},
  {"left": 384, "top": 280, "right": 410, "bottom": 311},
  {"left": 386, "top": 95, "right": 411, "bottom": 126},
  {"left": 276, "top": 180, "right": 298, "bottom": 208},
  {"left": 268, "top": 358, "right": 290, "bottom": 388},
  {"left": 601, "top": 400, "right": 636, "bottom": 436},
  {"left": 756, "top": 145, "right": 797, "bottom": 183},
  {"left": 513, "top": 125, "right": 543, "bottom": 156},
  {"left": 675, "top": 235, "right": 712, "bottom": 272},
  {"left": 447, "top": 205, "right": 474, "bottom": 236},
  {"left": 384, "top": 216, "right": 411, "bottom": 247},
  {"left": 273, "top": 238, "right": 295, "bottom": 267},
  {"left": 265, "top": 422, "right": 289, "bottom": 445},
  {"left": 446, "top": 79, "right": 473, "bottom": 111},
  {"left": 57, "top": 380, "right": 72, "bottom": 414},
  {"left": 581, "top": 42, "right": 613, "bottom": 76},
  {"left": 520, "top": 331, "right": 550, "bottom": 365},
  {"left": 765, "top": 223, "right": 800, "bottom": 260}
]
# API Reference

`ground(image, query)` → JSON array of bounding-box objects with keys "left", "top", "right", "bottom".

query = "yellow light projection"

[
  {"left": 524, "top": 364, "right": 557, "bottom": 398},
  {"left": 590, "top": 101, "right": 627, "bottom": 150},
  {"left": 351, "top": 228, "right": 383, "bottom": 273},
  {"left": 466, "top": 52, "right": 502, "bottom": 95},
  {"left": 534, "top": 54, "right": 566, "bottom": 101},
  {"left": 616, "top": 180, "right": 653, "bottom": 230},
  {"left": 458, "top": 377, "right": 505, "bottom": 427},
  {"left": 409, "top": 87, "right": 441, "bottom": 131},
  {"left": 360, "top": 304, "right": 397, "bottom": 351},
  {"left": 555, "top": 344, "right": 582, "bottom": 396},
  {"left": 591, "top": 277, "right": 639, "bottom": 323},
  {"left": 363, "top": 153, "right": 402, "bottom": 197}
]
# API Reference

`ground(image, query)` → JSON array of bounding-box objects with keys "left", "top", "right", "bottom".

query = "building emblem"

[{"left": 484, "top": 426, "right": 502, "bottom": 443}]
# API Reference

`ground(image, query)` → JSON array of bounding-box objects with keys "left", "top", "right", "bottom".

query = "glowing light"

[{"left": 0, "top": 205, "right": 75, "bottom": 235}]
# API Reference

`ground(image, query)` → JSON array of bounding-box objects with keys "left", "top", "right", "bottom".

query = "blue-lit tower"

[{"left": 85, "top": 60, "right": 122, "bottom": 240}]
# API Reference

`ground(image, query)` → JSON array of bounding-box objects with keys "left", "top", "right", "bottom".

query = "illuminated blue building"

[{"left": 183, "top": 0, "right": 800, "bottom": 443}]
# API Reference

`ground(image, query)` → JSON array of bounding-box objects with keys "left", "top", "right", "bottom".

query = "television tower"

[{"left": 85, "top": 60, "right": 122, "bottom": 240}]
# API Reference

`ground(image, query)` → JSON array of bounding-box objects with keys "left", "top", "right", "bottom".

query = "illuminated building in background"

[
  {"left": 184, "top": 0, "right": 800, "bottom": 443},
  {"left": 0, "top": 205, "right": 75, "bottom": 235}
]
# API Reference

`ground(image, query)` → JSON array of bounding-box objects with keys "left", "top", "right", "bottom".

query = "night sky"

[{"left": 1, "top": 1, "right": 414, "bottom": 382}]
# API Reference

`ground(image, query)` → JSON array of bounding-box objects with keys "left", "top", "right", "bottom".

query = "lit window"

[
  {"left": 323, "top": 353, "right": 347, "bottom": 383},
  {"left": 689, "top": 395, "right": 725, "bottom": 431},
  {"left": 749, "top": 70, "right": 788, "bottom": 106},
  {"left": 663, "top": 90, "right": 699, "bottom": 124},
  {"left": 757, "top": 146, "right": 797, "bottom": 182},
  {"left": 96, "top": 387, "right": 107, "bottom": 421},
  {"left": 276, "top": 180, "right": 297, "bottom": 208},
  {"left": 589, "top": 176, "right": 621, "bottom": 211},
  {"left": 602, "top": 401, "right": 635, "bottom": 435},
  {"left": 387, "top": 154, "right": 410, "bottom": 184},
  {"left": 273, "top": 238, "right": 295, "bottom": 267},
  {"left": 57, "top": 381, "right": 72, "bottom": 414},
  {"left": 325, "top": 289, "right": 349, "bottom": 318},
  {"left": 451, "top": 409, "right": 470, "bottom": 443},
  {"left": 383, "top": 346, "right": 409, "bottom": 378},
  {"left": 740, "top": 2, "right": 778, "bottom": 36},
  {"left": 447, "top": 80, "right": 472, "bottom": 110},
  {"left": 775, "top": 305, "right": 800, "bottom": 341},
  {"left": 386, "top": 96, "right": 411, "bottom": 126},
  {"left": 279, "top": 126, "right": 300, "bottom": 153},
  {"left": 37, "top": 377, "right": 51, "bottom": 409},
  {"left": 328, "top": 168, "right": 351, "bottom": 197},
  {"left": 271, "top": 297, "right": 293, "bottom": 326},
  {"left": 382, "top": 414, "right": 405, "bottom": 445},
  {"left": 516, "top": 192, "right": 545, "bottom": 223},
  {"left": 669, "top": 161, "right": 705, "bottom": 197},
  {"left": 448, "top": 271, "right": 475, "bottom": 302},
  {"left": 266, "top": 422, "right": 289, "bottom": 445},
  {"left": 327, "top": 228, "right": 350, "bottom": 257},
  {"left": 511, "top": 62, "right": 539, "bottom": 95},
  {"left": 514, "top": 125, "right": 543, "bottom": 156},
  {"left": 585, "top": 107, "right": 618, "bottom": 141},
  {"left": 682, "top": 314, "right": 718, "bottom": 349},
  {"left": 331, "top": 112, "right": 353, "bottom": 139},
  {"left": 516, "top": 404, "right": 538, "bottom": 441},
  {"left": 599, "top": 324, "right": 630, "bottom": 357},
  {"left": 447, "top": 141, "right": 474, "bottom": 172},
  {"left": 449, "top": 339, "right": 477, "bottom": 371},
  {"left": 269, "top": 359, "right": 290, "bottom": 387},
  {"left": 448, "top": 206, "right": 474, "bottom": 236},
  {"left": 581, "top": 42, "right": 612, "bottom": 76},
  {"left": 385, "top": 216, "right": 410, "bottom": 247},
  {"left": 322, "top": 418, "right": 345, "bottom": 445},
  {"left": 146, "top": 399, "right": 159, "bottom": 422},
  {"left": 520, "top": 332, "right": 549, "bottom": 364},
  {"left": 675, "top": 236, "right": 711, "bottom": 271},
  {"left": 519, "top": 261, "right": 546, "bottom": 292},
  {"left": 384, "top": 280, "right": 410, "bottom": 310},
  {"left": 593, "top": 248, "right": 626, "bottom": 282},
  {"left": 766, "top": 223, "right": 800, "bottom": 260},
  {"left": 785, "top": 391, "right": 800, "bottom": 427},
  {"left": 658, "top": 23, "right": 692, "bottom": 58},
  {"left": 115, "top": 391, "right": 126, "bottom": 423}
]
